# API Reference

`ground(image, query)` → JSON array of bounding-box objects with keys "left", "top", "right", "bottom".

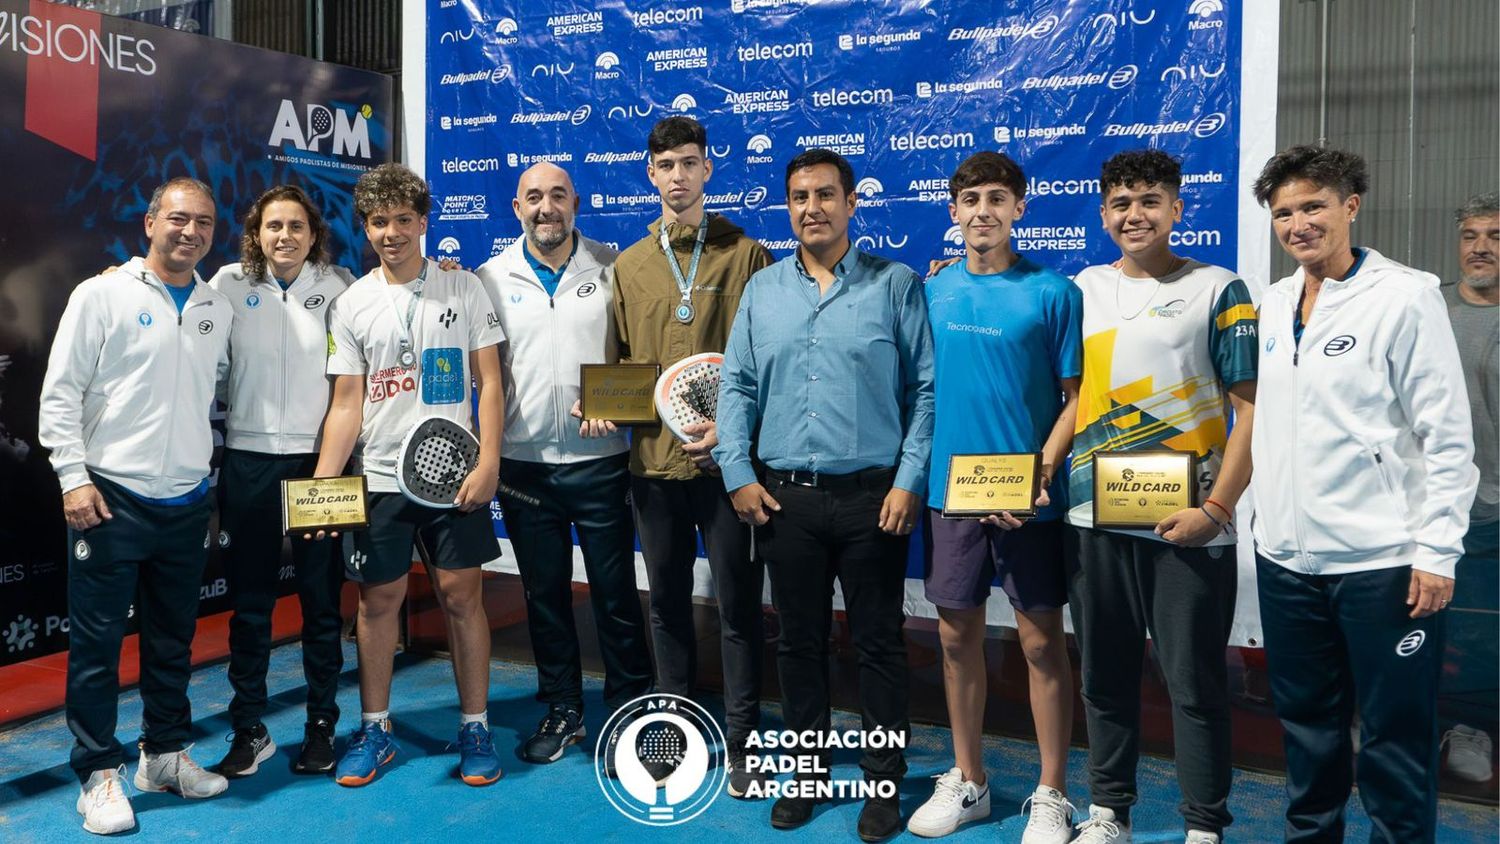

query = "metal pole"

[
  {"left": 1318, "top": 0, "right": 1329, "bottom": 147},
  {"left": 1406, "top": 0, "right": 1417, "bottom": 262}
]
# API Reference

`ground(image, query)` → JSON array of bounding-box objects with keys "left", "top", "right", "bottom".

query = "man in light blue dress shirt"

[{"left": 714, "top": 148, "right": 935, "bottom": 841}]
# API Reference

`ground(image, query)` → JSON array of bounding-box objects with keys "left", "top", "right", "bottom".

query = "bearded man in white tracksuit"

[
  {"left": 1249, "top": 145, "right": 1477, "bottom": 844},
  {"left": 39, "top": 177, "right": 233, "bottom": 835},
  {"left": 476, "top": 163, "right": 651, "bottom": 764}
]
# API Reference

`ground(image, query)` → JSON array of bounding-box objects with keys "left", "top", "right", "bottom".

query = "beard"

[
  {"left": 1462, "top": 271, "right": 1499, "bottom": 291},
  {"left": 524, "top": 215, "right": 572, "bottom": 252}
]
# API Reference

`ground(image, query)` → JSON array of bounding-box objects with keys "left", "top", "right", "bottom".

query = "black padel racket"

[{"left": 396, "top": 417, "right": 480, "bottom": 508}]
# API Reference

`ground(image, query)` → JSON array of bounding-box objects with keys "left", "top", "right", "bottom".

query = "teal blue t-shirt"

[
  {"left": 165, "top": 282, "right": 193, "bottom": 314},
  {"left": 924, "top": 256, "right": 1083, "bottom": 514},
  {"left": 523, "top": 233, "right": 578, "bottom": 298}
]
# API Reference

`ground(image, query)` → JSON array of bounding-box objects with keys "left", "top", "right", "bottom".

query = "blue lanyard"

[{"left": 660, "top": 218, "right": 708, "bottom": 304}]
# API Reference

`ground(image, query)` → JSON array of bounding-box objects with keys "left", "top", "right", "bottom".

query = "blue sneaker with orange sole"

[
  {"left": 457, "top": 722, "right": 503, "bottom": 786},
  {"left": 335, "top": 720, "right": 396, "bottom": 787}
]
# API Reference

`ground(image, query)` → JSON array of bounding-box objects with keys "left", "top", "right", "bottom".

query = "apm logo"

[{"left": 267, "top": 99, "right": 373, "bottom": 159}]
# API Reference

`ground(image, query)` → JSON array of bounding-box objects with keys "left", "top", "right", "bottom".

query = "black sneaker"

[
  {"left": 294, "top": 718, "right": 336, "bottom": 774},
  {"left": 857, "top": 795, "right": 902, "bottom": 842},
  {"left": 521, "top": 705, "right": 585, "bottom": 764},
  {"left": 726, "top": 737, "right": 767, "bottom": 799},
  {"left": 214, "top": 723, "right": 276, "bottom": 778}
]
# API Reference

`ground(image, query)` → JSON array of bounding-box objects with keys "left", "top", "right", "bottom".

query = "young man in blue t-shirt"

[{"left": 907, "top": 152, "right": 1083, "bottom": 842}]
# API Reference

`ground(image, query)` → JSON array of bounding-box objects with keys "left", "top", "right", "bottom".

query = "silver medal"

[
  {"left": 675, "top": 301, "right": 695, "bottom": 324},
  {"left": 399, "top": 346, "right": 416, "bottom": 368}
]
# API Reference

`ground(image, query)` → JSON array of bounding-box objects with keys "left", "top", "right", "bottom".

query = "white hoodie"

[
  {"left": 39, "top": 257, "right": 232, "bottom": 498},
  {"left": 208, "top": 261, "right": 353, "bottom": 454},
  {"left": 1251, "top": 248, "right": 1477, "bottom": 579},
  {"left": 476, "top": 234, "right": 629, "bottom": 464}
]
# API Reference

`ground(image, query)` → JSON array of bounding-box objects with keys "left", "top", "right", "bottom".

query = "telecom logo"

[
  {"left": 810, "top": 86, "right": 894, "bottom": 108},
  {"left": 547, "top": 12, "right": 601, "bottom": 37},
  {"left": 631, "top": 6, "right": 704, "bottom": 28},
  {"left": 737, "top": 40, "right": 812, "bottom": 62},
  {"left": 725, "top": 89, "right": 791, "bottom": 115},
  {"left": 439, "top": 68, "right": 508, "bottom": 86},
  {"left": 949, "top": 13, "right": 1060, "bottom": 41},
  {"left": 888, "top": 130, "right": 975, "bottom": 152},
  {"left": 267, "top": 99, "right": 372, "bottom": 160},
  {"left": 494, "top": 16, "right": 519, "bottom": 44},
  {"left": 1027, "top": 176, "right": 1101, "bottom": 199},
  {"left": 595, "top": 693, "right": 726, "bottom": 825},
  {"left": 441, "top": 156, "right": 502, "bottom": 174},
  {"left": 607, "top": 103, "right": 656, "bottom": 121},
  {"left": 530, "top": 62, "right": 575, "bottom": 78},
  {"left": 671, "top": 94, "right": 698, "bottom": 113},
  {"left": 1189, "top": 0, "right": 1226, "bottom": 29},
  {"left": 4, "top": 614, "right": 37, "bottom": 653},
  {"left": 746, "top": 134, "right": 774, "bottom": 164},
  {"left": 796, "top": 132, "right": 866, "bottom": 156},
  {"left": 649, "top": 47, "right": 708, "bottom": 72},
  {"left": 1102, "top": 112, "right": 1226, "bottom": 139},
  {"left": 595, "top": 52, "right": 622, "bottom": 80},
  {"left": 838, "top": 29, "right": 921, "bottom": 52},
  {"left": 1161, "top": 63, "right": 1226, "bottom": 82},
  {"left": 854, "top": 233, "right": 910, "bottom": 251},
  {"left": 1168, "top": 228, "right": 1221, "bottom": 247},
  {"left": 438, "top": 194, "right": 489, "bottom": 222},
  {"left": 438, "top": 237, "right": 462, "bottom": 255}
]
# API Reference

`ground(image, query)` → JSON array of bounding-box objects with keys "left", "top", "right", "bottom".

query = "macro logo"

[
  {"left": 1107, "top": 64, "right": 1138, "bottom": 89},
  {"left": 747, "top": 133, "right": 774, "bottom": 164},
  {"left": 855, "top": 177, "right": 883, "bottom": 198},
  {"left": 671, "top": 93, "right": 698, "bottom": 112},
  {"left": 854, "top": 233, "right": 910, "bottom": 251},
  {"left": 531, "top": 61, "right": 576, "bottom": 78},
  {"left": 630, "top": 6, "right": 704, "bottom": 28},
  {"left": 595, "top": 51, "right": 622, "bottom": 80},
  {"left": 438, "top": 236, "right": 462, "bottom": 255},
  {"left": 944, "top": 225, "right": 964, "bottom": 245},
  {"left": 1188, "top": 0, "right": 1225, "bottom": 29},
  {"left": 1161, "top": 63, "right": 1226, "bottom": 82},
  {"left": 5, "top": 3, "right": 160, "bottom": 160},
  {"left": 494, "top": 17, "right": 520, "bottom": 44},
  {"left": 267, "top": 99, "right": 373, "bottom": 160}
]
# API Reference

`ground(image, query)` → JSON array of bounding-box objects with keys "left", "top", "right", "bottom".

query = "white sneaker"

[
  {"left": 906, "top": 767, "right": 990, "bottom": 838},
  {"left": 76, "top": 767, "right": 136, "bottom": 835},
  {"left": 1442, "top": 725, "right": 1495, "bottom": 783},
  {"left": 134, "top": 745, "right": 228, "bottom": 798},
  {"left": 1185, "top": 831, "right": 1221, "bottom": 844},
  {"left": 1074, "top": 805, "right": 1132, "bottom": 844},
  {"left": 1021, "top": 785, "right": 1075, "bottom": 844}
]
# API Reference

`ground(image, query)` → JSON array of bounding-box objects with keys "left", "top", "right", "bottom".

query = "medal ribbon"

[{"left": 659, "top": 218, "right": 708, "bottom": 311}]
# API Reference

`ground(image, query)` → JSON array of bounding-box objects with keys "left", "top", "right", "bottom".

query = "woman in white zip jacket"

[
  {"left": 206, "top": 185, "right": 354, "bottom": 778},
  {"left": 1249, "top": 145, "right": 1477, "bottom": 844}
]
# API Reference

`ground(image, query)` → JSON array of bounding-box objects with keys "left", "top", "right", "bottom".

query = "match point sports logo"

[{"left": 595, "top": 694, "right": 726, "bottom": 826}]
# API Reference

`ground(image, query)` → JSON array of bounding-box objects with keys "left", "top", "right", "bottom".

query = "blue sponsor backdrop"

[{"left": 425, "top": 0, "right": 1241, "bottom": 274}]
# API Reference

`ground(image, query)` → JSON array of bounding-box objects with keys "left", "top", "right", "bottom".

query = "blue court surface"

[{"left": 1, "top": 643, "right": 1493, "bottom": 842}]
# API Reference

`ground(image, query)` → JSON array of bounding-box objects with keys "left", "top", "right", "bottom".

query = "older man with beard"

[
  {"left": 1439, "top": 194, "right": 1499, "bottom": 784},
  {"left": 477, "top": 163, "right": 653, "bottom": 763}
]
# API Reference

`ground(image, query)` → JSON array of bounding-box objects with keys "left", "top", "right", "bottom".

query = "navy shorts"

[
  {"left": 922, "top": 509, "right": 1066, "bottom": 613},
  {"left": 343, "top": 492, "right": 500, "bottom": 585}
]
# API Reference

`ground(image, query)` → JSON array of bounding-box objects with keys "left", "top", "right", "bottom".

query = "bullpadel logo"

[{"left": 595, "top": 693, "right": 726, "bottom": 826}]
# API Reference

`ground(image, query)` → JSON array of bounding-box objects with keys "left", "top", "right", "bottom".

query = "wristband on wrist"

[
  {"left": 1200, "top": 506, "right": 1226, "bottom": 530},
  {"left": 1204, "top": 497, "right": 1233, "bottom": 521}
]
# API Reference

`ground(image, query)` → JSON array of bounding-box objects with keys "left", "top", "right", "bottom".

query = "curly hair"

[
  {"left": 1099, "top": 149, "right": 1182, "bottom": 195},
  {"left": 1455, "top": 192, "right": 1499, "bottom": 226},
  {"left": 1253, "top": 145, "right": 1369, "bottom": 206},
  {"left": 239, "top": 184, "right": 331, "bottom": 280},
  {"left": 353, "top": 163, "right": 431, "bottom": 220}
]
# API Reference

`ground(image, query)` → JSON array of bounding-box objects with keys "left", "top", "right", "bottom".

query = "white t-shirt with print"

[{"left": 327, "top": 260, "right": 504, "bottom": 492}]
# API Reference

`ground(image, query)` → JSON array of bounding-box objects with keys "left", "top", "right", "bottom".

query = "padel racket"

[
  {"left": 654, "top": 352, "right": 723, "bottom": 443},
  {"left": 396, "top": 416, "right": 480, "bottom": 508}
]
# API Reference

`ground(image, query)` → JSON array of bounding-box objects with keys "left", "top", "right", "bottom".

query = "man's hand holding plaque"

[
  {"left": 942, "top": 453, "right": 1043, "bottom": 526},
  {"left": 283, "top": 475, "right": 370, "bottom": 540},
  {"left": 579, "top": 363, "right": 660, "bottom": 426},
  {"left": 1091, "top": 450, "right": 1196, "bottom": 530}
]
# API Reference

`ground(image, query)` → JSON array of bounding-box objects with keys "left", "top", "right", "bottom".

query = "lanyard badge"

[
  {"left": 660, "top": 218, "right": 708, "bottom": 324},
  {"left": 385, "top": 261, "right": 429, "bottom": 368}
]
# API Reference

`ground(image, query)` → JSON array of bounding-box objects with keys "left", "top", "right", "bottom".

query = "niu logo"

[{"left": 438, "top": 308, "right": 458, "bottom": 329}]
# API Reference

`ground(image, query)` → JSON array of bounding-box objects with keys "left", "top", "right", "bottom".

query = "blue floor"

[{"left": 1, "top": 643, "right": 1494, "bottom": 842}]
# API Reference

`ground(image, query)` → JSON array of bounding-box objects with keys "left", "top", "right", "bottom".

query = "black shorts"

[
  {"left": 922, "top": 510, "right": 1066, "bottom": 613},
  {"left": 343, "top": 492, "right": 500, "bottom": 585}
]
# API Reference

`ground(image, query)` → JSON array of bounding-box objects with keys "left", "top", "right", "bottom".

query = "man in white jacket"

[
  {"left": 476, "top": 163, "right": 651, "bottom": 763},
  {"left": 39, "top": 177, "right": 232, "bottom": 835},
  {"left": 1250, "top": 145, "right": 1478, "bottom": 844}
]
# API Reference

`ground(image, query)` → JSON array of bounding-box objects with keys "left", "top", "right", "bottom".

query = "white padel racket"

[
  {"left": 396, "top": 417, "right": 480, "bottom": 508},
  {"left": 654, "top": 352, "right": 723, "bottom": 443}
]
